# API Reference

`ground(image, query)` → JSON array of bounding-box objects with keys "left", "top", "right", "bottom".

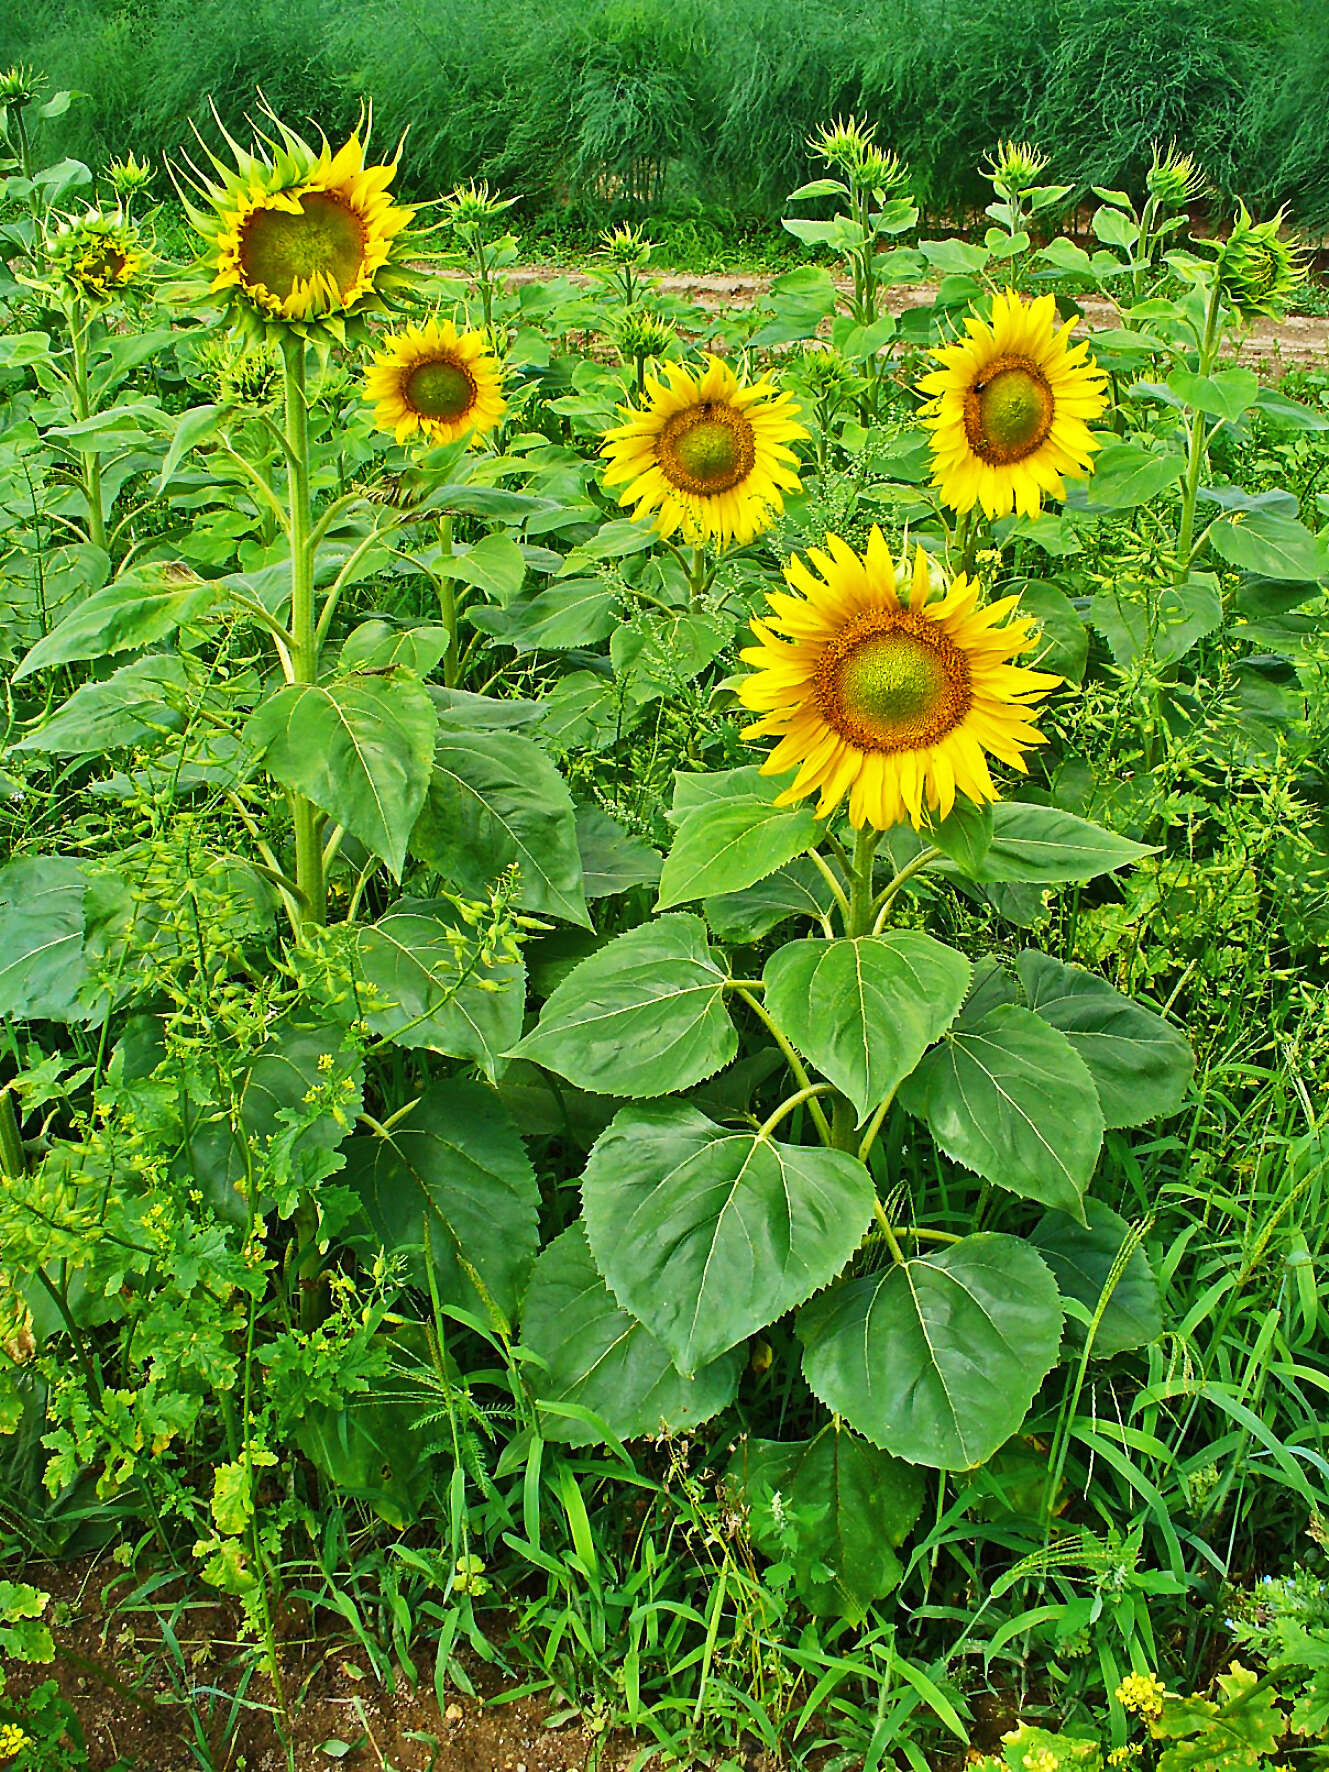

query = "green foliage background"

[{"left": 8, "top": 0, "right": 1329, "bottom": 229}]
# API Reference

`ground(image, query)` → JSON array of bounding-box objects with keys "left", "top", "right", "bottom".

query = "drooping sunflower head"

[
  {"left": 363, "top": 316, "right": 507, "bottom": 448},
  {"left": 179, "top": 108, "right": 420, "bottom": 342},
  {"left": 1214, "top": 202, "right": 1307, "bottom": 320},
  {"left": 601, "top": 355, "right": 807, "bottom": 550},
  {"left": 739, "top": 529, "right": 1060, "bottom": 831},
  {"left": 43, "top": 207, "right": 147, "bottom": 306},
  {"left": 917, "top": 290, "right": 1109, "bottom": 520}
]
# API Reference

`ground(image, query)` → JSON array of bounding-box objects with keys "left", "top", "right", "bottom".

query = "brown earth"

[{"left": 507, "top": 266, "right": 1329, "bottom": 371}]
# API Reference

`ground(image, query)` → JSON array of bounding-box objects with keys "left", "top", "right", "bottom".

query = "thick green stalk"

[
  {"left": 0, "top": 1088, "right": 25, "bottom": 1179},
  {"left": 1173, "top": 277, "right": 1225, "bottom": 586},
  {"left": 831, "top": 827, "right": 882, "bottom": 1152},
  {"left": 69, "top": 310, "right": 108, "bottom": 556},
  {"left": 280, "top": 334, "right": 326, "bottom": 926}
]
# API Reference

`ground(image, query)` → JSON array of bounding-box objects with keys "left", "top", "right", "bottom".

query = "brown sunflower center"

[
  {"left": 238, "top": 189, "right": 367, "bottom": 298},
  {"left": 815, "top": 609, "right": 971, "bottom": 754},
  {"left": 404, "top": 356, "right": 477, "bottom": 422},
  {"left": 658, "top": 403, "right": 756, "bottom": 495},
  {"left": 963, "top": 355, "right": 1054, "bottom": 466}
]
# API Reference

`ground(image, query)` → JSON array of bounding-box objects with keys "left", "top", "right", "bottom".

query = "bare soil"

[{"left": 509, "top": 266, "right": 1329, "bottom": 370}]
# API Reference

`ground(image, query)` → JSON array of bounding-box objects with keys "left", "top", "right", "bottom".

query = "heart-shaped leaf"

[
  {"left": 798, "top": 1234, "right": 1064, "bottom": 1467},
  {"left": 511, "top": 914, "right": 735, "bottom": 1097},
  {"left": 764, "top": 933, "right": 972, "bottom": 1122},
  {"left": 582, "top": 1101, "right": 875, "bottom": 1373}
]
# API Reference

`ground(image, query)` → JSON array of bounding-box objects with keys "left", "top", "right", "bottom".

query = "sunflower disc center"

[
  {"left": 405, "top": 357, "right": 477, "bottom": 422},
  {"left": 963, "top": 356, "right": 1054, "bottom": 466},
  {"left": 659, "top": 404, "right": 756, "bottom": 495},
  {"left": 239, "top": 190, "right": 367, "bottom": 297},
  {"left": 816, "top": 612, "right": 971, "bottom": 754}
]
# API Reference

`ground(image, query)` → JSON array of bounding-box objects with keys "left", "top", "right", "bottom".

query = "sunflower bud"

[
  {"left": 1146, "top": 141, "right": 1204, "bottom": 209},
  {"left": 1215, "top": 202, "right": 1308, "bottom": 319},
  {"left": 0, "top": 64, "right": 42, "bottom": 113},
  {"left": 600, "top": 222, "right": 653, "bottom": 270},
  {"left": 443, "top": 178, "right": 518, "bottom": 230},
  {"left": 983, "top": 140, "right": 1048, "bottom": 200},
  {"left": 612, "top": 309, "right": 675, "bottom": 363},
  {"left": 106, "top": 152, "right": 155, "bottom": 204},
  {"left": 190, "top": 335, "right": 282, "bottom": 405},
  {"left": 808, "top": 114, "right": 906, "bottom": 196},
  {"left": 43, "top": 207, "right": 147, "bottom": 305}
]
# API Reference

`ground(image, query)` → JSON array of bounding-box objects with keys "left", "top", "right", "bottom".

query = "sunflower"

[
  {"left": 738, "top": 529, "right": 1060, "bottom": 831},
  {"left": 44, "top": 208, "right": 146, "bottom": 305},
  {"left": 180, "top": 111, "right": 419, "bottom": 342},
  {"left": 363, "top": 317, "right": 507, "bottom": 447},
  {"left": 601, "top": 355, "right": 806, "bottom": 549},
  {"left": 917, "top": 290, "right": 1108, "bottom": 519}
]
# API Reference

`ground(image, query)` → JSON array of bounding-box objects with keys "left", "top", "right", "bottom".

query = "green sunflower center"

[
  {"left": 658, "top": 403, "right": 756, "bottom": 496},
  {"left": 963, "top": 355, "right": 1054, "bottom": 467},
  {"left": 405, "top": 356, "right": 476, "bottom": 422},
  {"left": 238, "top": 190, "right": 367, "bottom": 298},
  {"left": 817, "top": 610, "right": 971, "bottom": 754}
]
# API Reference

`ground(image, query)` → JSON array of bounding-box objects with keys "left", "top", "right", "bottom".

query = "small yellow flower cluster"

[
  {"left": 0, "top": 1720, "right": 33, "bottom": 1756},
  {"left": 1115, "top": 1672, "right": 1167, "bottom": 1718},
  {"left": 1107, "top": 1749, "right": 1135, "bottom": 1766}
]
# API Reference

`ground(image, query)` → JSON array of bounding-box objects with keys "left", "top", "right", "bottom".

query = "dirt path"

[{"left": 508, "top": 266, "right": 1329, "bottom": 371}]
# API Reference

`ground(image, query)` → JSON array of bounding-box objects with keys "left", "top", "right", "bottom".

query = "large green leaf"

[
  {"left": 727, "top": 1424, "right": 924, "bottom": 1618},
  {"left": 1166, "top": 367, "right": 1259, "bottom": 424},
  {"left": 581, "top": 1102, "right": 875, "bottom": 1373},
  {"left": 14, "top": 656, "right": 190, "bottom": 755},
  {"left": 1065, "top": 442, "right": 1184, "bottom": 512},
  {"left": 970, "top": 804, "right": 1153, "bottom": 883},
  {"left": 899, "top": 1004, "right": 1103, "bottom": 1217},
  {"left": 0, "top": 856, "right": 99, "bottom": 1023},
  {"left": 356, "top": 898, "right": 525, "bottom": 1079},
  {"left": 346, "top": 1080, "right": 538, "bottom": 1324},
  {"left": 1015, "top": 951, "right": 1193, "bottom": 1128},
  {"left": 764, "top": 933, "right": 972, "bottom": 1123},
  {"left": 14, "top": 564, "right": 217, "bottom": 679},
  {"left": 1088, "top": 577, "right": 1222, "bottom": 668},
  {"left": 246, "top": 673, "right": 435, "bottom": 878},
  {"left": 1030, "top": 1199, "right": 1162, "bottom": 1357},
  {"left": 1208, "top": 509, "right": 1329, "bottom": 581},
  {"left": 413, "top": 730, "right": 591, "bottom": 928},
  {"left": 521, "top": 1223, "right": 742, "bottom": 1446},
  {"left": 798, "top": 1234, "right": 1064, "bottom": 1467},
  {"left": 510, "top": 914, "right": 736, "bottom": 1096},
  {"left": 657, "top": 793, "right": 821, "bottom": 909},
  {"left": 468, "top": 578, "right": 618, "bottom": 651}
]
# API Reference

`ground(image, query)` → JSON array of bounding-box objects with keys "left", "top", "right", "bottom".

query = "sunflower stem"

[
  {"left": 69, "top": 305, "right": 108, "bottom": 556},
  {"left": 1174, "top": 275, "right": 1225, "bottom": 586},
  {"left": 280, "top": 333, "right": 326, "bottom": 929},
  {"left": 436, "top": 516, "right": 462, "bottom": 687}
]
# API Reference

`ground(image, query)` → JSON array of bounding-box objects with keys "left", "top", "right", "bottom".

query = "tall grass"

[{"left": 5, "top": 0, "right": 1329, "bottom": 229}]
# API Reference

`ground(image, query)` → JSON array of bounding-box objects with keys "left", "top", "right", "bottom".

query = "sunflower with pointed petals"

[
  {"left": 601, "top": 355, "right": 806, "bottom": 549},
  {"left": 363, "top": 318, "right": 506, "bottom": 447},
  {"left": 739, "top": 529, "right": 1060, "bottom": 831},
  {"left": 180, "top": 111, "right": 420, "bottom": 343},
  {"left": 917, "top": 290, "right": 1108, "bottom": 519}
]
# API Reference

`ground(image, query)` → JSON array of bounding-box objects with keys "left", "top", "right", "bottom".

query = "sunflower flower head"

[
  {"left": 601, "top": 354, "right": 807, "bottom": 549},
  {"left": 42, "top": 207, "right": 148, "bottom": 306},
  {"left": 1214, "top": 202, "right": 1307, "bottom": 320},
  {"left": 739, "top": 530, "right": 1060, "bottom": 831},
  {"left": 178, "top": 105, "right": 423, "bottom": 344},
  {"left": 917, "top": 289, "right": 1109, "bottom": 519},
  {"left": 1146, "top": 141, "right": 1204, "bottom": 209},
  {"left": 983, "top": 140, "right": 1048, "bottom": 200},
  {"left": 363, "top": 315, "right": 507, "bottom": 448}
]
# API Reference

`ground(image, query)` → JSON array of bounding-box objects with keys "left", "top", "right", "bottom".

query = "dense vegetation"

[
  {"left": 0, "top": 63, "right": 1327, "bottom": 1772},
  {"left": 7, "top": 0, "right": 1329, "bottom": 236}
]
